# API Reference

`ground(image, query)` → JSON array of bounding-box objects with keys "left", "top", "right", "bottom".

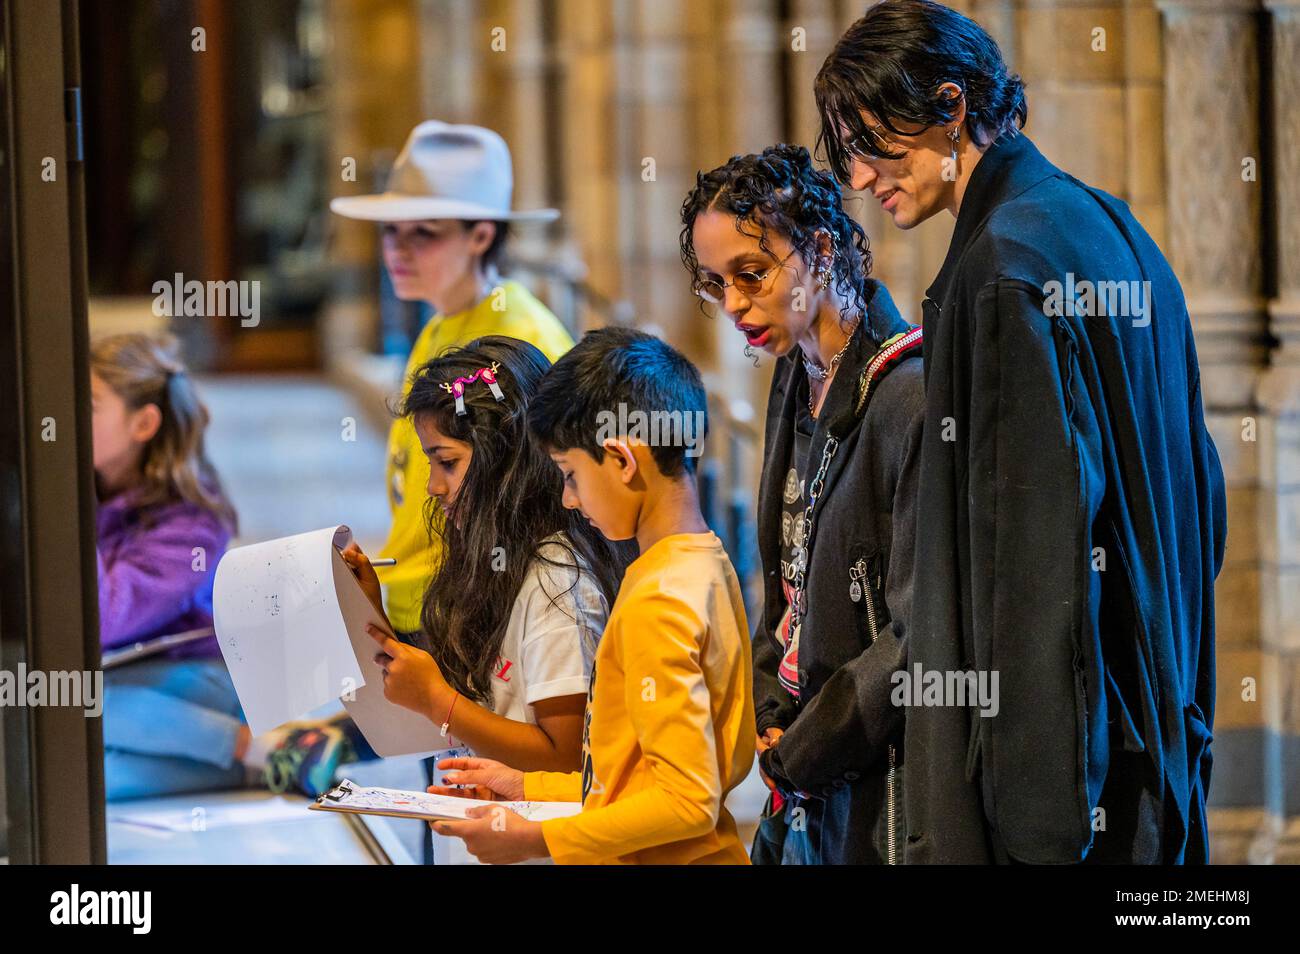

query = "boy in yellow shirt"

[{"left": 432, "top": 327, "right": 756, "bottom": 864}]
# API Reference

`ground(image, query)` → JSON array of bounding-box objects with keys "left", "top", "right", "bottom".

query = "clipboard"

[{"left": 309, "top": 779, "right": 582, "bottom": 823}]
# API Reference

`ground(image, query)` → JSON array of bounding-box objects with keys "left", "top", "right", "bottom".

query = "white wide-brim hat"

[{"left": 330, "top": 120, "right": 559, "bottom": 223}]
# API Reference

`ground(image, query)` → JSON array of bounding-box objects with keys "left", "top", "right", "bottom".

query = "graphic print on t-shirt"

[
  {"left": 777, "top": 459, "right": 806, "bottom": 698},
  {"left": 579, "top": 659, "right": 603, "bottom": 802}
]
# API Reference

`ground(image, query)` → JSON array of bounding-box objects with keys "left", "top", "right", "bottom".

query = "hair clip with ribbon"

[{"left": 440, "top": 362, "right": 505, "bottom": 415}]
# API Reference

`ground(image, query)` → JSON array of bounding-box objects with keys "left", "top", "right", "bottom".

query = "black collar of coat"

[{"left": 926, "top": 132, "right": 1060, "bottom": 305}]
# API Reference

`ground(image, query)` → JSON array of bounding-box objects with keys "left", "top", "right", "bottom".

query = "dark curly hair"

[
  {"left": 679, "top": 143, "right": 877, "bottom": 342},
  {"left": 815, "top": 0, "right": 1027, "bottom": 180}
]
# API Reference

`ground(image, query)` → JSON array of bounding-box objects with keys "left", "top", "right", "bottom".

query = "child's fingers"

[
  {"left": 440, "top": 770, "right": 488, "bottom": 788},
  {"left": 339, "top": 542, "right": 369, "bottom": 567},
  {"left": 436, "top": 756, "right": 496, "bottom": 772},
  {"left": 365, "top": 623, "right": 399, "bottom": 650},
  {"left": 426, "top": 785, "right": 467, "bottom": 798},
  {"left": 431, "top": 819, "right": 466, "bottom": 836}
]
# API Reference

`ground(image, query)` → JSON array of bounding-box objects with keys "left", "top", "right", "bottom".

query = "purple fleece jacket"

[{"left": 96, "top": 489, "right": 232, "bottom": 658}]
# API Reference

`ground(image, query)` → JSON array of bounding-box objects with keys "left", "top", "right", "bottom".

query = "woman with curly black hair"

[{"left": 681, "top": 143, "right": 925, "bottom": 864}]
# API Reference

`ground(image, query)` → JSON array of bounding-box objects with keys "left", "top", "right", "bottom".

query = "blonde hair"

[{"left": 91, "top": 333, "right": 237, "bottom": 532}]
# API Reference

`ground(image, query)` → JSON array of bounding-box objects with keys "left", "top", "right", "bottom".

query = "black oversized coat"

[
  {"left": 905, "top": 132, "right": 1228, "bottom": 864},
  {"left": 754, "top": 280, "right": 925, "bottom": 864}
]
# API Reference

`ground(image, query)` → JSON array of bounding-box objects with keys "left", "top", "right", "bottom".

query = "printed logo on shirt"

[
  {"left": 494, "top": 655, "right": 514, "bottom": 682},
  {"left": 579, "top": 659, "right": 602, "bottom": 803}
]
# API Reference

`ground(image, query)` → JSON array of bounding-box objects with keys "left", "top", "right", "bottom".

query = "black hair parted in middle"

[
  {"left": 815, "top": 0, "right": 1027, "bottom": 181},
  {"left": 527, "top": 326, "right": 709, "bottom": 478}
]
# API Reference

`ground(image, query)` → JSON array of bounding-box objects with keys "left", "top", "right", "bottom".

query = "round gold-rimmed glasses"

[{"left": 694, "top": 249, "right": 798, "bottom": 305}]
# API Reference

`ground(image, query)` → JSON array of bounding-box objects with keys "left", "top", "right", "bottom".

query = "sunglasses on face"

[
  {"left": 846, "top": 121, "right": 909, "bottom": 161},
  {"left": 694, "top": 248, "right": 798, "bottom": 305}
]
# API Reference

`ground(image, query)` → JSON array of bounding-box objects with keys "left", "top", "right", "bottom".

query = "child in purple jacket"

[{"left": 92, "top": 333, "right": 250, "bottom": 799}]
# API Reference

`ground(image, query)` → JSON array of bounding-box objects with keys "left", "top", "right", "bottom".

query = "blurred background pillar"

[
  {"left": 1254, "top": 0, "right": 1300, "bottom": 865},
  {"left": 1159, "top": 0, "right": 1272, "bottom": 862},
  {"left": 710, "top": 0, "right": 784, "bottom": 408},
  {"left": 556, "top": 0, "right": 629, "bottom": 326},
  {"left": 322, "top": 0, "right": 423, "bottom": 369}
]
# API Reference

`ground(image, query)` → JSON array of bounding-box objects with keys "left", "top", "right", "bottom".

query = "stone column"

[
  {"left": 1122, "top": 0, "right": 1167, "bottom": 249},
  {"left": 786, "top": 0, "right": 840, "bottom": 151},
  {"left": 322, "top": 0, "right": 424, "bottom": 365},
  {"left": 1253, "top": 0, "right": 1300, "bottom": 865},
  {"left": 701, "top": 0, "right": 785, "bottom": 405},
  {"left": 475, "top": 0, "right": 555, "bottom": 267},
  {"left": 555, "top": 0, "right": 629, "bottom": 328},
  {"left": 1016, "top": 1, "right": 1127, "bottom": 196},
  {"left": 1158, "top": 0, "right": 1269, "bottom": 863},
  {"left": 418, "top": 0, "right": 480, "bottom": 121}
]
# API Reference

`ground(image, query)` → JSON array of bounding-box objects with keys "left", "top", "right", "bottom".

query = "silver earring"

[
  {"left": 948, "top": 126, "right": 960, "bottom": 163},
  {"left": 817, "top": 265, "right": 832, "bottom": 289}
]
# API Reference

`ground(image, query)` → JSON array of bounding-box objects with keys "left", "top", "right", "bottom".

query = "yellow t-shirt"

[
  {"left": 523, "top": 531, "right": 756, "bottom": 865},
  {"left": 375, "top": 280, "right": 574, "bottom": 632}
]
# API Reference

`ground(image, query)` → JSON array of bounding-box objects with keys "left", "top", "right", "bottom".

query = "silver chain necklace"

[{"left": 804, "top": 315, "right": 862, "bottom": 413}]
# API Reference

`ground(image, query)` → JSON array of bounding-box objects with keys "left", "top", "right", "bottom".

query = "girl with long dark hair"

[{"left": 342, "top": 335, "right": 628, "bottom": 864}]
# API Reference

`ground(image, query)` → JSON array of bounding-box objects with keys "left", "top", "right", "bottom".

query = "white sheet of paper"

[
  {"left": 214, "top": 526, "right": 364, "bottom": 734},
  {"left": 330, "top": 547, "right": 444, "bottom": 757},
  {"left": 213, "top": 525, "right": 445, "bottom": 757},
  {"left": 316, "top": 780, "right": 583, "bottom": 823}
]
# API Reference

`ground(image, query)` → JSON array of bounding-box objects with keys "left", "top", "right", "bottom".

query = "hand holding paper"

[
  {"left": 366, "top": 623, "right": 455, "bottom": 723},
  {"left": 213, "top": 525, "right": 445, "bottom": 756},
  {"left": 337, "top": 541, "right": 386, "bottom": 618}
]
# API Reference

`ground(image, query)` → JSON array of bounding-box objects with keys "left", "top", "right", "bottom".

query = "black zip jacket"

[
  {"left": 905, "top": 132, "right": 1227, "bottom": 864},
  {"left": 753, "top": 280, "right": 925, "bottom": 864}
]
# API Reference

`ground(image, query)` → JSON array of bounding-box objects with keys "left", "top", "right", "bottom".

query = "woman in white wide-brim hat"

[{"left": 330, "top": 121, "right": 574, "bottom": 642}]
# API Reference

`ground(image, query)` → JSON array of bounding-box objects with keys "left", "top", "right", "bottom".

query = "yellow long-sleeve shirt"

[
  {"left": 523, "top": 531, "right": 756, "bottom": 864},
  {"left": 374, "top": 281, "right": 574, "bottom": 632}
]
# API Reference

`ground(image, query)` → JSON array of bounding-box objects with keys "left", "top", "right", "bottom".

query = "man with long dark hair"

[{"left": 815, "top": 0, "right": 1227, "bottom": 863}]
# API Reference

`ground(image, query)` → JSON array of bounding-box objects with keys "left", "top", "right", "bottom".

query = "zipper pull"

[{"left": 849, "top": 558, "right": 866, "bottom": 602}]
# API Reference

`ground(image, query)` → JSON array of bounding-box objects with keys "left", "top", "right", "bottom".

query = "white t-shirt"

[{"left": 431, "top": 534, "right": 608, "bottom": 865}]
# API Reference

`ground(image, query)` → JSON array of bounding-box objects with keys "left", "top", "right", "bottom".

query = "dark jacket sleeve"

[
  {"left": 964, "top": 279, "right": 1107, "bottom": 861},
  {"left": 753, "top": 621, "right": 798, "bottom": 736},
  {"left": 761, "top": 377, "right": 923, "bottom": 794}
]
